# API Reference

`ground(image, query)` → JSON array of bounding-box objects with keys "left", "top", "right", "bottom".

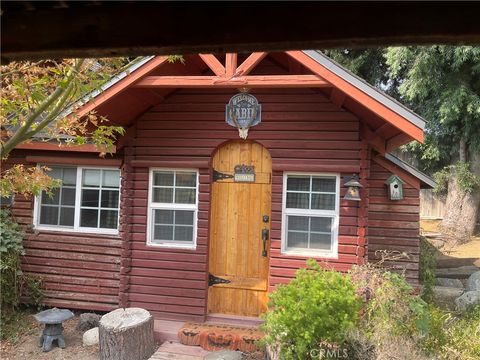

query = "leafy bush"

[
  {"left": 261, "top": 259, "right": 361, "bottom": 359},
  {"left": 434, "top": 162, "right": 480, "bottom": 196},
  {"left": 419, "top": 236, "right": 437, "bottom": 303},
  {"left": 0, "top": 209, "right": 43, "bottom": 330}
]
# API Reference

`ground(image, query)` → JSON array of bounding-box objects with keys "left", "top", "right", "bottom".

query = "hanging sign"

[
  {"left": 226, "top": 93, "right": 261, "bottom": 139},
  {"left": 234, "top": 165, "right": 256, "bottom": 183}
]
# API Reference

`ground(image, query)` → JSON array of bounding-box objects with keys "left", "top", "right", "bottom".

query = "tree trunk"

[
  {"left": 99, "top": 308, "right": 156, "bottom": 360},
  {"left": 440, "top": 151, "right": 480, "bottom": 245}
]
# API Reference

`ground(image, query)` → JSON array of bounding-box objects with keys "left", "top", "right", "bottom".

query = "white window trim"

[
  {"left": 33, "top": 165, "right": 121, "bottom": 235},
  {"left": 281, "top": 172, "right": 340, "bottom": 258},
  {"left": 146, "top": 168, "right": 199, "bottom": 249}
]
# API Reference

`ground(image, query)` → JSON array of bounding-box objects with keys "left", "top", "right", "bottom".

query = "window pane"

[
  {"left": 286, "top": 192, "right": 309, "bottom": 209},
  {"left": 310, "top": 233, "right": 332, "bottom": 250},
  {"left": 103, "top": 170, "right": 120, "bottom": 188},
  {"left": 287, "top": 231, "right": 308, "bottom": 249},
  {"left": 48, "top": 167, "right": 62, "bottom": 180},
  {"left": 101, "top": 190, "right": 119, "bottom": 208},
  {"left": 83, "top": 169, "right": 101, "bottom": 187},
  {"left": 175, "top": 210, "right": 194, "bottom": 225},
  {"left": 287, "top": 216, "right": 309, "bottom": 231},
  {"left": 100, "top": 210, "right": 118, "bottom": 229},
  {"left": 175, "top": 172, "right": 196, "bottom": 187},
  {"left": 61, "top": 188, "right": 76, "bottom": 206},
  {"left": 62, "top": 168, "right": 77, "bottom": 185},
  {"left": 80, "top": 209, "right": 98, "bottom": 227},
  {"left": 174, "top": 226, "right": 193, "bottom": 241},
  {"left": 59, "top": 207, "right": 75, "bottom": 226},
  {"left": 311, "top": 194, "right": 335, "bottom": 210},
  {"left": 40, "top": 206, "right": 58, "bottom": 225},
  {"left": 311, "top": 217, "right": 332, "bottom": 233},
  {"left": 41, "top": 189, "right": 60, "bottom": 205},
  {"left": 287, "top": 176, "right": 310, "bottom": 191},
  {"left": 175, "top": 189, "right": 196, "bottom": 204},
  {"left": 153, "top": 188, "right": 173, "bottom": 203},
  {"left": 82, "top": 189, "right": 100, "bottom": 207},
  {"left": 154, "top": 172, "right": 174, "bottom": 186},
  {"left": 312, "top": 177, "right": 336, "bottom": 192},
  {"left": 154, "top": 209, "right": 174, "bottom": 224},
  {"left": 154, "top": 225, "right": 173, "bottom": 240}
]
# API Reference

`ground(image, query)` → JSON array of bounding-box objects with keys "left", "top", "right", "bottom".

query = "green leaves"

[{"left": 261, "top": 260, "right": 361, "bottom": 359}]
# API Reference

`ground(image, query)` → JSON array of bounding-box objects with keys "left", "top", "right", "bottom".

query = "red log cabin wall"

[
  {"left": 124, "top": 86, "right": 366, "bottom": 322},
  {"left": 4, "top": 150, "right": 122, "bottom": 311},
  {"left": 367, "top": 160, "right": 420, "bottom": 285}
]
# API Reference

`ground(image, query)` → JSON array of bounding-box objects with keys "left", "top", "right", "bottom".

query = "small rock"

[
  {"left": 82, "top": 327, "right": 99, "bottom": 346},
  {"left": 466, "top": 271, "right": 480, "bottom": 291},
  {"left": 455, "top": 291, "right": 480, "bottom": 311},
  {"left": 436, "top": 278, "right": 464, "bottom": 288},
  {"left": 204, "top": 350, "right": 243, "bottom": 360},
  {"left": 432, "top": 286, "right": 464, "bottom": 310},
  {"left": 76, "top": 313, "right": 101, "bottom": 332}
]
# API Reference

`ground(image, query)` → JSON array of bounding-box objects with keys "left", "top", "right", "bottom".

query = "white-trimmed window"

[
  {"left": 282, "top": 173, "right": 339, "bottom": 257},
  {"left": 35, "top": 166, "right": 120, "bottom": 234},
  {"left": 147, "top": 169, "right": 198, "bottom": 248}
]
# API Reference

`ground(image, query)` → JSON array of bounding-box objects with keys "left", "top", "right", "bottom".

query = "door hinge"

[
  {"left": 208, "top": 273, "right": 231, "bottom": 286},
  {"left": 212, "top": 169, "right": 234, "bottom": 182}
]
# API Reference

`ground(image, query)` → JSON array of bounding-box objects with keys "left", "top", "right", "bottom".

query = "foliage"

[
  {"left": 439, "top": 303, "right": 480, "bottom": 360},
  {"left": 419, "top": 236, "right": 437, "bottom": 303},
  {"left": 0, "top": 165, "right": 60, "bottom": 198},
  {"left": 434, "top": 162, "right": 480, "bottom": 196},
  {"left": 324, "top": 46, "right": 480, "bottom": 174},
  {"left": 0, "top": 209, "right": 43, "bottom": 326},
  {"left": 261, "top": 259, "right": 361, "bottom": 360},
  {"left": 0, "top": 308, "right": 39, "bottom": 342}
]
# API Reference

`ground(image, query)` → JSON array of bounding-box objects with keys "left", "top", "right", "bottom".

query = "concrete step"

[
  {"left": 435, "top": 265, "right": 479, "bottom": 279},
  {"left": 436, "top": 257, "right": 480, "bottom": 268}
]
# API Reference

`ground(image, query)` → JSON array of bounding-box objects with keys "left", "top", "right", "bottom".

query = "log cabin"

[{"left": 3, "top": 51, "right": 435, "bottom": 325}]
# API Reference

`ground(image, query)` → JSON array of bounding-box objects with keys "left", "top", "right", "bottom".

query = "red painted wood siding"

[
  {"left": 126, "top": 87, "right": 363, "bottom": 321},
  {"left": 367, "top": 161, "right": 420, "bottom": 284},
  {"left": 4, "top": 152, "right": 122, "bottom": 311}
]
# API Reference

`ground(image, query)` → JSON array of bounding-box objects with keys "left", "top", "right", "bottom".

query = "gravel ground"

[{"left": 1, "top": 314, "right": 99, "bottom": 360}]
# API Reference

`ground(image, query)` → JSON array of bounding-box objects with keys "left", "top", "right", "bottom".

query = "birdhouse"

[{"left": 384, "top": 175, "right": 405, "bottom": 200}]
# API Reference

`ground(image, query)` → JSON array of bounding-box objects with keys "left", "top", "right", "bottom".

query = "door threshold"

[{"left": 206, "top": 313, "right": 264, "bottom": 328}]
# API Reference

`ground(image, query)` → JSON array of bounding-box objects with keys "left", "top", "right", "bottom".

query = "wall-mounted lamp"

[{"left": 343, "top": 174, "right": 363, "bottom": 201}]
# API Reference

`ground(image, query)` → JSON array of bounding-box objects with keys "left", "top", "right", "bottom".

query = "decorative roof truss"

[{"left": 134, "top": 53, "right": 331, "bottom": 89}]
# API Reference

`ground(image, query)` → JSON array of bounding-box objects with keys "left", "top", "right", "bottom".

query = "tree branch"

[{"left": 1, "top": 59, "right": 85, "bottom": 157}]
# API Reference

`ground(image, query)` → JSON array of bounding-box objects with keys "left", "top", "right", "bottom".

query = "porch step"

[
  {"left": 150, "top": 341, "right": 211, "bottom": 360},
  {"left": 206, "top": 313, "right": 263, "bottom": 328},
  {"left": 154, "top": 319, "right": 184, "bottom": 343}
]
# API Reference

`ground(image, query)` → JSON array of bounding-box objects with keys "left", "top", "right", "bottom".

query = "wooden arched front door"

[{"left": 208, "top": 141, "right": 272, "bottom": 317}]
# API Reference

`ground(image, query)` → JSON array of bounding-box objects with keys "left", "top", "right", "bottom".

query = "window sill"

[
  {"left": 281, "top": 249, "right": 338, "bottom": 259},
  {"left": 33, "top": 225, "right": 119, "bottom": 237},
  {"left": 146, "top": 241, "right": 197, "bottom": 250}
]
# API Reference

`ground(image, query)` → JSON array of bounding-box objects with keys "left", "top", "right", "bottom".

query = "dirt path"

[{"left": 1, "top": 315, "right": 98, "bottom": 360}]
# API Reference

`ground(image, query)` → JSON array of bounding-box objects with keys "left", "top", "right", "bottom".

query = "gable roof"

[
  {"left": 384, "top": 153, "right": 435, "bottom": 189},
  {"left": 302, "top": 50, "right": 425, "bottom": 130}
]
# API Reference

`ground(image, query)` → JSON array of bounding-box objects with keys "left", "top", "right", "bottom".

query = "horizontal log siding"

[
  {"left": 3, "top": 151, "right": 122, "bottom": 311},
  {"left": 129, "top": 87, "right": 363, "bottom": 320},
  {"left": 367, "top": 161, "right": 420, "bottom": 284}
]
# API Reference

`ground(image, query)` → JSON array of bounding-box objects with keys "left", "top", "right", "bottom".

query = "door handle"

[{"left": 262, "top": 228, "right": 269, "bottom": 257}]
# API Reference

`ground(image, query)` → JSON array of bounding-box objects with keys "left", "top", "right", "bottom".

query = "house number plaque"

[{"left": 234, "top": 165, "right": 255, "bottom": 183}]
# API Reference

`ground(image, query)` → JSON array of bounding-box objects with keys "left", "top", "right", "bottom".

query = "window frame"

[
  {"left": 281, "top": 172, "right": 340, "bottom": 258},
  {"left": 146, "top": 168, "right": 199, "bottom": 249},
  {"left": 33, "top": 165, "right": 121, "bottom": 235}
]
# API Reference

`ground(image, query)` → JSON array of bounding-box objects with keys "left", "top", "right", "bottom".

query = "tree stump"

[{"left": 99, "top": 308, "right": 156, "bottom": 360}]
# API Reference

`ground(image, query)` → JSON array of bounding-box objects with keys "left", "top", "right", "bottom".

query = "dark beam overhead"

[{"left": 1, "top": 1, "right": 480, "bottom": 63}]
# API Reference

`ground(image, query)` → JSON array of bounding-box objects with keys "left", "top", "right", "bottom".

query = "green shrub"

[
  {"left": 261, "top": 259, "right": 361, "bottom": 359},
  {"left": 419, "top": 236, "right": 437, "bottom": 303},
  {"left": 0, "top": 209, "right": 43, "bottom": 330}
]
